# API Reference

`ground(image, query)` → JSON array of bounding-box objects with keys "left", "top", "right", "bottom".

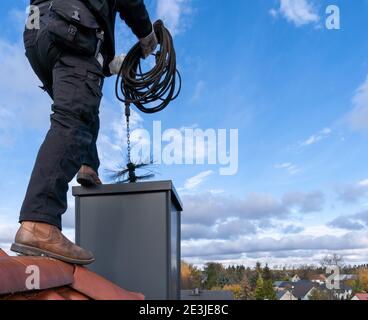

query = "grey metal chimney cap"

[{"left": 72, "top": 180, "right": 183, "bottom": 211}]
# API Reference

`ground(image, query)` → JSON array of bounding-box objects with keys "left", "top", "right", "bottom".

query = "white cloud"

[
  {"left": 182, "top": 231, "right": 368, "bottom": 264},
  {"left": 0, "top": 223, "right": 17, "bottom": 243},
  {"left": 274, "top": 162, "right": 301, "bottom": 175},
  {"left": 0, "top": 38, "right": 51, "bottom": 147},
  {"left": 191, "top": 80, "right": 206, "bottom": 102},
  {"left": 337, "top": 178, "right": 368, "bottom": 203},
  {"left": 328, "top": 214, "right": 366, "bottom": 231},
  {"left": 179, "top": 170, "right": 214, "bottom": 192},
  {"left": 156, "top": 0, "right": 192, "bottom": 35},
  {"left": 182, "top": 190, "right": 324, "bottom": 226},
  {"left": 359, "top": 179, "right": 368, "bottom": 187},
  {"left": 347, "top": 76, "right": 368, "bottom": 131},
  {"left": 271, "top": 0, "right": 320, "bottom": 27},
  {"left": 96, "top": 98, "right": 144, "bottom": 175},
  {"left": 300, "top": 127, "right": 332, "bottom": 147},
  {"left": 283, "top": 191, "right": 325, "bottom": 213}
]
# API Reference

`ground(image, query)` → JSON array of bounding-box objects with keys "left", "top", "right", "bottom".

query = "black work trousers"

[{"left": 20, "top": 9, "right": 104, "bottom": 229}]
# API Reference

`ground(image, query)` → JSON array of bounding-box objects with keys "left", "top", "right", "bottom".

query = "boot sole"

[
  {"left": 10, "top": 243, "right": 95, "bottom": 266},
  {"left": 77, "top": 173, "right": 97, "bottom": 187}
]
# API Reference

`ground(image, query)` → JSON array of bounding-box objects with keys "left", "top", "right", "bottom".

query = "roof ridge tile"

[
  {"left": 71, "top": 266, "right": 145, "bottom": 300},
  {"left": 0, "top": 254, "right": 145, "bottom": 300}
]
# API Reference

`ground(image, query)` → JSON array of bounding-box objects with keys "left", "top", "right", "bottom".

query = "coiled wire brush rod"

[
  {"left": 115, "top": 20, "right": 182, "bottom": 114},
  {"left": 113, "top": 20, "right": 181, "bottom": 183}
]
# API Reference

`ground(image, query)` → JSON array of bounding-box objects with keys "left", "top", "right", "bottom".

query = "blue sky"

[{"left": 1, "top": 0, "right": 368, "bottom": 267}]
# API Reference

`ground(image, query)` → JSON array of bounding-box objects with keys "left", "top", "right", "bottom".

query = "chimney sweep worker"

[{"left": 11, "top": 0, "right": 157, "bottom": 265}]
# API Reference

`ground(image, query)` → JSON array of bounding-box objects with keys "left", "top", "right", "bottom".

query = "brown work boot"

[
  {"left": 11, "top": 222, "right": 95, "bottom": 265},
  {"left": 77, "top": 165, "right": 102, "bottom": 187}
]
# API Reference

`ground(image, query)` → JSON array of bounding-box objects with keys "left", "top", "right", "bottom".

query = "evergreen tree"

[
  {"left": 263, "top": 280, "right": 277, "bottom": 300},
  {"left": 254, "top": 273, "right": 265, "bottom": 300},
  {"left": 256, "top": 262, "right": 262, "bottom": 274},
  {"left": 204, "top": 263, "right": 224, "bottom": 290},
  {"left": 263, "top": 264, "right": 272, "bottom": 281}
]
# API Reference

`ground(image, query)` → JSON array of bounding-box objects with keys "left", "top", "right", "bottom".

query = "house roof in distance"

[
  {"left": 310, "top": 274, "right": 327, "bottom": 281},
  {"left": 0, "top": 249, "right": 144, "bottom": 300},
  {"left": 291, "top": 280, "right": 316, "bottom": 299},
  {"left": 181, "top": 290, "right": 234, "bottom": 301},
  {"left": 276, "top": 290, "right": 289, "bottom": 300},
  {"left": 274, "top": 281, "right": 293, "bottom": 289}
]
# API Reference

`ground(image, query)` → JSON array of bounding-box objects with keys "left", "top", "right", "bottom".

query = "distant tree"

[
  {"left": 223, "top": 265, "right": 244, "bottom": 285},
  {"left": 358, "top": 268, "right": 368, "bottom": 292},
  {"left": 223, "top": 284, "right": 243, "bottom": 300},
  {"left": 320, "top": 254, "right": 344, "bottom": 268},
  {"left": 204, "top": 263, "right": 224, "bottom": 290},
  {"left": 181, "top": 261, "right": 192, "bottom": 289},
  {"left": 254, "top": 273, "right": 265, "bottom": 300},
  {"left": 263, "top": 280, "right": 277, "bottom": 300},
  {"left": 351, "top": 268, "right": 368, "bottom": 294},
  {"left": 181, "top": 261, "right": 203, "bottom": 290},
  {"left": 298, "top": 264, "right": 316, "bottom": 280},
  {"left": 262, "top": 264, "right": 272, "bottom": 281},
  {"left": 249, "top": 270, "right": 258, "bottom": 290},
  {"left": 255, "top": 262, "right": 262, "bottom": 274},
  {"left": 309, "top": 288, "right": 331, "bottom": 301},
  {"left": 241, "top": 274, "right": 253, "bottom": 300},
  {"left": 218, "top": 274, "right": 230, "bottom": 287}
]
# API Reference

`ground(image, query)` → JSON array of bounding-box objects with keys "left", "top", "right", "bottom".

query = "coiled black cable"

[{"left": 115, "top": 20, "right": 182, "bottom": 114}]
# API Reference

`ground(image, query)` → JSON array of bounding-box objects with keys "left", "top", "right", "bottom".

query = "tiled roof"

[
  {"left": 310, "top": 274, "right": 326, "bottom": 281},
  {"left": 291, "top": 280, "right": 316, "bottom": 299},
  {"left": 275, "top": 281, "right": 293, "bottom": 289},
  {"left": 0, "top": 249, "right": 144, "bottom": 300},
  {"left": 276, "top": 290, "right": 287, "bottom": 300},
  {"left": 354, "top": 293, "right": 368, "bottom": 300}
]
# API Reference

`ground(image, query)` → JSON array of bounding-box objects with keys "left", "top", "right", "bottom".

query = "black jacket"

[{"left": 30, "top": 0, "right": 152, "bottom": 76}]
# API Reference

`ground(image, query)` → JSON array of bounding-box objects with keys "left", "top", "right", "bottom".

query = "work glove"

[
  {"left": 109, "top": 54, "right": 126, "bottom": 75},
  {"left": 140, "top": 27, "right": 158, "bottom": 59}
]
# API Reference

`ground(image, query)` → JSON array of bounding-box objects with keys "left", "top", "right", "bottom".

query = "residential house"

[
  {"left": 318, "top": 283, "right": 353, "bottom": 300},
  {"left": 310, "top": 274, "right": 326, "bottom": 284},
  {"left": 335, "top": 274, "right": 357, "bottom": 282},
  {"left": 290, "top": 274, "right": 301, "bottom": 283},
  {"left": 352, "top": 293, "right": 368, "bottom": 300},
  {"left": 276, "top": 290, "right": 297, "bottom": 301},
  {"left": 274, "top": 281, "right": 293, "bottom": 291},
  {"left": 291, "top": 280, "right": 316, "bottom": 300},
  {"left": 274, "top": 280, "right": 315, "bottom": 300},
  {"left": 181, "top": 289, "right": 234, "bottom": 301}
]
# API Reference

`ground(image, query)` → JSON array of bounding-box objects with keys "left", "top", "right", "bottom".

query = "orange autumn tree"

[
  {"left": 349, "top": 268, "right": 368, "bottom": 294},
  {"left": 223, "top": 284, "right": 243, "bottom": 300},
  {"left": 181, "top": 261, "right": 202, "bottom": 290}
]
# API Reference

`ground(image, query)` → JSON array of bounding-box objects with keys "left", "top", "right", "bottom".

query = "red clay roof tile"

[
  {"left": 0, "top": 249, "right": 145, "bottom": 300},
  {"left": 0, "top": 256, "right": 74, "bottom": 295},
  {"left": 55, "top": 287, "right": 90, "bottom": 300},
  {"left": 72, "top": 266, "right": 145, "bottom": 300},
  {"left": 355, "top": 293, "right": 368, "bottom": 300}
]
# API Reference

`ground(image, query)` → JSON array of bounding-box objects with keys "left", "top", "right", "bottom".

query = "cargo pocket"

[
  {"left": 86, "top": 72, "right": 103, "bottom": 98},
  {"left": 86, "top": 67, "right": 103, "bottom": 113},
  {"left": 52, "top": 57, "right": 79, "bottom": 117},
  {"left": 47, "top": 0, "right": 100, "bottom": 56},
  {"left": 52, "top": 54, "right": 104, "bottom": 128}
]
